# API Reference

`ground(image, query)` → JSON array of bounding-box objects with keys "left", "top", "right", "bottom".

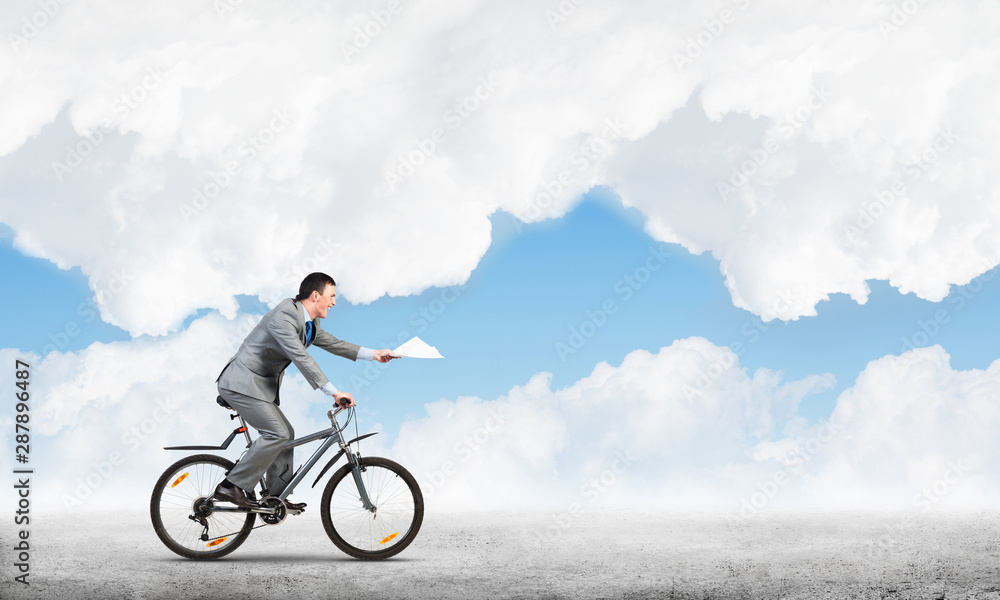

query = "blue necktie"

[{"left": 305, "top": 321, "right": 313, "bottom": 345}]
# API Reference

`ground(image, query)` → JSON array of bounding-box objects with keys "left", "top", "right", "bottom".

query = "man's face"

[{"left": 314, "top": 284, "right": 336, "bottom": 318}]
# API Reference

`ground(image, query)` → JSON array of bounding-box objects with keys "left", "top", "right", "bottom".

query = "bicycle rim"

[
  {"left": 150, "top": 454, "right": 256, "bottom": 559},
  {"left": 321, "top": 456, "right": 423, "bottom": 559}
]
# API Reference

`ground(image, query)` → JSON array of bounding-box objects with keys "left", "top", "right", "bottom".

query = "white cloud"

[
  {"left": 607, "top": 2, "right": 1000, "bottom": 320},
  {"left": 0, "top": 313, "right": 338, "bottom": 511},
  {"left": 394, "top": 342, "right": 1000, "bottom": 513},
  {"left": 796, "top": 346, "right": 1000, "bottom": 509},
  {"left": 2, "top": 1, "right": 998, "bottom": 334},
  {"left": 393, "top": 337, "right": 836, "bottom": 510},
  {"left": 3, "top": 324, "right": 998, "bottom": 515}
]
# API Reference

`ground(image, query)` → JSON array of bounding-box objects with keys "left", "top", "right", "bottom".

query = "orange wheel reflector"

[
  {"left": 379, "top": 532, "right": 399, "bottom": 545},
  {"left": 206, "top": 537, "right": 227, "bottom": 547},
  {"left": 170, "top": 473, "right": 189, "bottom": 488}
]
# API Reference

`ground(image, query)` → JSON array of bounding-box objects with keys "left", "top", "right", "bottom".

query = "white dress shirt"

[{"left": 300, "top": 302, "right": 374, "bottom": 395}]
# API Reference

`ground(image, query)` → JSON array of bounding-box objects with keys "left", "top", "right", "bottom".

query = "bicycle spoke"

[
  {"left": 151, "top": 455, "right": 256, "bottom": 559},
  {"left": 321, "top": 458, "right": 422, "bottom": 558}
]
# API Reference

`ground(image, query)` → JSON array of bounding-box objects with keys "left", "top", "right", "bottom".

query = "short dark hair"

[{"left": 296, "top": 272, "right": 336, "bottom": 301}]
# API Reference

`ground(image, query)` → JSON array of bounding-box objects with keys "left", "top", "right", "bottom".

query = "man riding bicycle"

[{"left": 212, "top": 272, "right": 398, "bottom": 511}]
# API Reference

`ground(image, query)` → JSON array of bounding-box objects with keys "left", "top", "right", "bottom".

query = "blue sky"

[
  {"left": 4, "top": 190, "right": 998, "bottom": 440},
  {"left": 3, "top": 0, "right": 1000, "bottom": 512}
]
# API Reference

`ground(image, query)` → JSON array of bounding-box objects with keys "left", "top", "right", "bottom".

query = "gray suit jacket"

[{"left": 217, "top": 298, "right": 360, "bottom": 403}]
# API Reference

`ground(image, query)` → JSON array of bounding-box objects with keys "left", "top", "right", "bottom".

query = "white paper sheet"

[{"left": 391, "top": 336, "right": 444, "bottom": 359}]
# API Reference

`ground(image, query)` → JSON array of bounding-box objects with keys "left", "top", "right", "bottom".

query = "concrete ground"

[{"left": 2, "top": 508, "right": 999, "bottom": 599}]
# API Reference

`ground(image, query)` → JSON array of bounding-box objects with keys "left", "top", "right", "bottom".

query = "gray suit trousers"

[{"left": 219, "top": 387, "right": 295, "bottom": 495}]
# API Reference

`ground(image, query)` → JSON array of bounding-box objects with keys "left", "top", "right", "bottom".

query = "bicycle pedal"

[{"left": 287, "top": 507, "right": 305, "bottom": 516}]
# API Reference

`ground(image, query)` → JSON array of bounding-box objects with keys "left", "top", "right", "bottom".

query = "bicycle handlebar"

[
  {"left": 328, "top": 399, "right": 356, "bottom": 428},
  {"left": 330, "top": 399, "right": 351, "bottom": 418}
]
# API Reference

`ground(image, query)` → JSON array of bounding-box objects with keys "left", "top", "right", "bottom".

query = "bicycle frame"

[
  {"left": 166, "top": 406, "right": 378, "bottom": 514},
  {"left": 271, "top": 411, "right": 379, "bottom": 506}
]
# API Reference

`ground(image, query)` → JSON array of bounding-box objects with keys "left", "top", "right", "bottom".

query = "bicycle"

[{"left": 149, "top": 395, "right": 423, "bottom": 560}]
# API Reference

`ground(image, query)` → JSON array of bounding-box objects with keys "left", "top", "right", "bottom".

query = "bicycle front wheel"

[
  {"left": 150, "top": 454, "right": 256, "bottom": 560},
  {"left": 320, "top": 456, "right": 424, "bottom": 559}
]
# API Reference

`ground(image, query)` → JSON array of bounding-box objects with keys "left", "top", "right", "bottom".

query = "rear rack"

[{"left": 164, "top": 424, "right": 249, "bottom": 450}]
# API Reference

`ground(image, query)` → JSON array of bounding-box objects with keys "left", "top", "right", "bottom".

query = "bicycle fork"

[{"left": 345, "top": 449, "right": 377, "bottom": 512}]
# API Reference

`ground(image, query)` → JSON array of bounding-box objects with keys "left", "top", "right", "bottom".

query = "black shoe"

[
  {"left": 212, "top": 483, "right": 256, "bottom": 509},
  {"left": 284, "top": 499, "right": 306, "bottom": 514}
]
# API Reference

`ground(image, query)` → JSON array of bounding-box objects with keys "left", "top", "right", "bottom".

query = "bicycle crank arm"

[{"left": 210, "top": 505, "right": 279, "bottom": 515}]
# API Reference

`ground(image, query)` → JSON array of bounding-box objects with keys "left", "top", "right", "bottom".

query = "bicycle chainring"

[{"left": 258, "top": 496, "right": 287, "bottom": 525}]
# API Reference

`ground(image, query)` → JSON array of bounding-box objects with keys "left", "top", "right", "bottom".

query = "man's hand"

[
  {"left": 333, "top": 391, "right": 354, "bottom": 408},
  {"left": 373, "top": 349, "right": 400, "bottom": 363}
]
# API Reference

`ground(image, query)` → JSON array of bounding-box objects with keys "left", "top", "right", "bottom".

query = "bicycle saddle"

[{"left": 216, "top": 395, "right": 234, "bottom": 411}]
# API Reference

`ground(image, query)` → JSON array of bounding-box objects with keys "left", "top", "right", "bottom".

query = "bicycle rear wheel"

[
  {"left": 320, "top": 456, "right": 423, "bottom": 559},
  {"left": 150, "top": 454, "right": 256, "bottom": 559}
]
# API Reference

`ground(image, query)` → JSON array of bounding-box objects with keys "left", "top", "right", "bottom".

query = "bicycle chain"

[
  {"left": 205, "top": 522, "right": 270, "bottom": 542},
  {"left": 204, "top": 500, "right": 293, "bottom": 541}
]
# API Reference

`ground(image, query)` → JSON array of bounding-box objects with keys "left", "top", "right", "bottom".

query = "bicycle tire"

[
  {"left": 150, "top": 454, "right": 256, "bottom": 560},
  {"left": 320, "top": 456, "right": 424, "bottom": 560}
]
